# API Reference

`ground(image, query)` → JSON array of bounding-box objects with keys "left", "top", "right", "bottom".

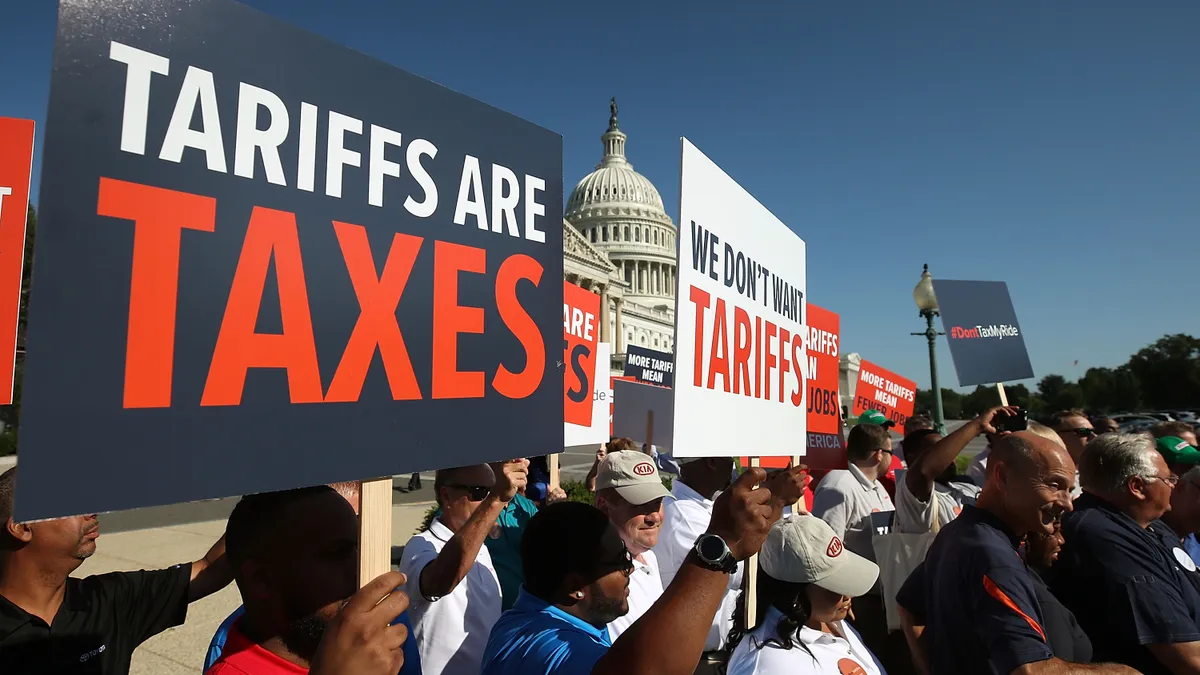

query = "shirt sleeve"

[
  {"left": 657, "top": 505, "right": 705, "bottom": 588},
  {"left": 811, "top": 485, "right": 851, "bottom": 539},
  {"left": 896, "top": 561, "right": 928, "bottom": 623},
  {"left": 92, "top": 565, "right": 192, "bottom": 645},
  {"left": 964, "top": 550, "right": 1054, "bottom": 674},
  {"left": 399, "top": 535, "right": 440, "bottom": 604},
  {"left": 1119, "top": 573, "right": 1200, "bottom": 645},
  {"left": 894, "top": 477, "right": 936, "bottom": 535}
]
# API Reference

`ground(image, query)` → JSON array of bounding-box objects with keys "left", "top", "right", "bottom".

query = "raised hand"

[
  {"left": 490, "top": 458, "right": 530, "bottom": 502},
  {"left": 706, "top": 467, "right": 775, "bottom": 561},
  {"left": 309, "top": 571, "right": 409, "bottom": 675}
]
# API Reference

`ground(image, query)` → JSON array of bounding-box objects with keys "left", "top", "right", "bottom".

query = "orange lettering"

[
  {"left": 733, "top": 306, "right": 752, "bottom": 396},
  {"left": 707, "top": 298, "right": 731, "bottom": 393},
  {"left": 764, "top": 320, "right": 777, "bottom": 400},
  {"left": 201, "top": 208, "right": 322, "bottom": 406},
  {"left": 432, "top": 241, "right": 485, "bottom": 399},
  {"left": 325, "top": 222, "right": 423, "bottom": 402},
  {"left": 790, "top": 339, "right": 805, "bottom": 407},
  {"left": 689, "top": 285, "right": 711, "bottom": 387},
  {"left": 97, "top": 178, "right": 216, "bottom": 409},
  {"left": 493, "top": 254, "right": 545, "bottom": 399},
  {"left": 777, "top": 328, "right": 790, "bottom": 403}
]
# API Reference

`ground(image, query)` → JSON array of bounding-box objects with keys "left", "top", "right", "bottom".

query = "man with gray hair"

[{"left": 1052, "top": 433, "right": 1200, "bottom": 674}]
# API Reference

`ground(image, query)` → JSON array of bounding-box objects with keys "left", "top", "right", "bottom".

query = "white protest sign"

[
  {"left": 565, "top": 342, "right": 611, "bottom": 448},
  {"left": 673, "top": 139, "right": 807, "bottom": 457}
]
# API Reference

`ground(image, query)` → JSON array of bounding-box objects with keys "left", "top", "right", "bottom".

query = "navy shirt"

[
  {"left": 1051, "top": 493, "right": 1200, "bottom": 674},
  {"left": 895, "top": 505, "right": 1053, "bottom": 674}
]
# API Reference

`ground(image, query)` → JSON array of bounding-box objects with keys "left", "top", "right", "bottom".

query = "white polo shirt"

[
  {"left": 727, "top": 607, "right": 882, "bottom": 675},
  {"left": 399, "top": 519, "right": 503, "bottom": 675},
  {"left": 656, "top": 480, "right": 744, "bottom": 651},
  {"left": 810, "top": 464, "right": 894, "bottom": 564},
  {"left": 607, "top": 548, "right": 663, "bottom": 642}
]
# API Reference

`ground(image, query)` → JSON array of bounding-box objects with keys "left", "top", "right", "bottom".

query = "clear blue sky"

[{"left": 4, "top": 0, "right": 1199, "bottom": 392}]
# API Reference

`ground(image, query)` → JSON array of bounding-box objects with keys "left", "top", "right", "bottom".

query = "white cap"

[
  {"left": 759, "top": 515, "right": 879, "bottom": 597},
  {"left": 595, "top": 451, "right": 673, "bottom": 505}
]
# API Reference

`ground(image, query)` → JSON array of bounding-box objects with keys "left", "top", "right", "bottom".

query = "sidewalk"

[{"left": 76, "top": 500, "right": 435, "bottom": 675}]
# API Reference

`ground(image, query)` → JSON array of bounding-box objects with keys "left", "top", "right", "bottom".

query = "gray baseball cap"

[
  {"left": 595, "top": 451, "right": 674, "bottom": 505},
  {"left": 760, "top": 515, "right": 879, "bottom": 597}
]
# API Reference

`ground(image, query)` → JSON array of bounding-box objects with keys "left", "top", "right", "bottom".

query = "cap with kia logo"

[
  {"left": 595, "top": 451, "right": 674, "bottom": 506},
  {"left": 759, "top": 515, "right": 879, "bottom": 597}
]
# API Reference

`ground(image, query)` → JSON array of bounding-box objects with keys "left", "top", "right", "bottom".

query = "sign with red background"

[
  {"left": 0, "top": 118, "right": 35, "bottom": 405},
  {"left": 852, "top": 360, "right": 916, "bottom": 429},
  {"left": 563, "top": 281, "right": 600, "bottom": 426}
]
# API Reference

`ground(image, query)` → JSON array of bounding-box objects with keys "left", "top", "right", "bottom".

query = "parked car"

[
  {"left": 1111, "top": 414, "right": 1159, "bottom": 427},
  {"left": 1121, "top": 419, "right": 1158, "bottom": 433}
]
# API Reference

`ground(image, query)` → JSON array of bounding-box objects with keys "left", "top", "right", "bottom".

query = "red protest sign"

[
  {"left": 563, "top": 281, "right": 601, "bottom": 426},
  {"left": 853, "top": 360, "right": 917, "bottom": 429},
  {"left": 804, "top": 304, "right": 843, "bottom": 469},
  {"left": 0, "top": 118, "right": 35, "bottom": 405}
]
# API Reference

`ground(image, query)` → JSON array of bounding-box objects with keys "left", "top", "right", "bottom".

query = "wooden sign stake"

[
  {"left": 549, "top": 453, "right": 561, "bottom": 491},
  {"left": 744, "top": 456, "right": 761, "bottom": 628},
  {"left": 358, "top": 476, "right": 393, "bottom": 587},
  {"left": 644, "top": 410, "right": 655, "bottom": 454},
  {"left": 996, "top": 382, "right": 1009, "bottom": 407}
]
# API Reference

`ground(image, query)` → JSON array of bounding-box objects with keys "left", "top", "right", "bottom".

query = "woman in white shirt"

[{"left": 725, "top": 515, "right": 883, "bottom": 675}]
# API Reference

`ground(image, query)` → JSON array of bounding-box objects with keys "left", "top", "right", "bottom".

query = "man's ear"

[{"left": 6, "top": 517, "right": 32, "bottom": 543}]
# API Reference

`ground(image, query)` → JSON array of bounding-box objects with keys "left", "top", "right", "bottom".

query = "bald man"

[{"left": 897, "top": 433, "right": 1136, "bottom": 674}]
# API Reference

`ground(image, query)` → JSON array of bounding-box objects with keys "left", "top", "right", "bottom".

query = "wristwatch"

[{"left": 692, "top": 533, "right": 738, "bottom": 574}]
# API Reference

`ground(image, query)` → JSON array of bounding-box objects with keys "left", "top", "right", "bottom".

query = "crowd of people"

[{"left": 3, "top": 408, "right": 1200, "bottom": 674}]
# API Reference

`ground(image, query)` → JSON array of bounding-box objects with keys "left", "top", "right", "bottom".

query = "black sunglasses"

[
  {"left": 446, "top": 484, "right": 491, "bottom": 501},
  {"left": 1067, "top": 428, "right": 1096, "bottom": 438},
  {"left": 593, "top": 544, "right": 635, "bottom": 577}
]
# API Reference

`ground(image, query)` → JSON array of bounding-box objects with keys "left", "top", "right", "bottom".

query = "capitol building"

[{"left": 562, "top": 101, "right": 677, "bottom": 374}]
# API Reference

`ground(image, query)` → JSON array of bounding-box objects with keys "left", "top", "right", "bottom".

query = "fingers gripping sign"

[{"left": 310, "top": 571, "right": 411, "bottom": 675}]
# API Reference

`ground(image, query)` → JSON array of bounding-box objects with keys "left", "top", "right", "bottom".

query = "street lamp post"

[{"left": 912, "top": 264, "right": 947, "bottom": 434}]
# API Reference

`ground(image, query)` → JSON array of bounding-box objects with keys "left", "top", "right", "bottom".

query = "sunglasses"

[
  {"left": 447, "top": 484, "right": 491, "bottom": 501},
  {"left": 593, "top": 544, "right": 635, "bottom": 577},
  {"left": 1066, "top": 428, "right": 1096, "bottom": 438}
]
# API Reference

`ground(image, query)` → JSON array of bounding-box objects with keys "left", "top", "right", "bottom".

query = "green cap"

[
  {"left": 1155, "top": 436, "right": 1200, "bottom": 466},
  {"left": 858, "top": 409, "right": 895, "bottom": 428}
]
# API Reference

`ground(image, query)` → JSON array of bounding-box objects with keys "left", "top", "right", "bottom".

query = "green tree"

[
  {"left": 915, "top": 388, "right": 963, "bottom": 420},
  {"left": 1126, "top": 334, "right": 1200, "bottom": 410},
  {"left": 962, "top": 385, "right": 1001, "bottom": 417},
  {"left": 1036, "top": 374, "right": 1084, "bottom": 413},
  {"left": 1079, "top": 366, "right": 1142, "bottom": 413}
]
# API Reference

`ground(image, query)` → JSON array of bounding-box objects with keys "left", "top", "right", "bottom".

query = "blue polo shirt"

[
  {"left": 896, "top": 505, "right": 1053, "bottom": 674},
  {"left": 1050, "top": 493, "right": 1200, "bottom": 675},
  {"left": 480, "top": 588, "right": 611, "bottom": 675}
]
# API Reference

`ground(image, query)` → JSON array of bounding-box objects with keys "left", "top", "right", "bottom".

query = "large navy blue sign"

[
  {"left": 932, "top": 280, "right": 1034, "bottom": 387},
  {"left": 17, "top": 0, "right": 563, "bottom": 520}
]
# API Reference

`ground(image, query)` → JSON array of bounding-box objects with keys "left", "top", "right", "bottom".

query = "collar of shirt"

[
  {"left": 1071, "top": 492, "right": 1147, "bottom": 536},
  {"left": 514, "top": 589, "right": 612, "bottom": 645},
  {"left": 847, "top": 463, "right": 883, "bottom": 492},
  {"left": 0, "top": 577, "right": 93, "bottom": 640},
  {"left": 213, "top": 620, "right": 308, "bottom": 674},
  {"left": 671, "top": 480, "right": 711, "bottom": 507},
  {"left": 958, "top": 504, "right": 1022, "bottom": 549}
]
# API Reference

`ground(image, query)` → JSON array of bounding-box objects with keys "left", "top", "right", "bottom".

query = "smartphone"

[{"left": 996, "top": 408, "right": 1028, "bottom": 432}]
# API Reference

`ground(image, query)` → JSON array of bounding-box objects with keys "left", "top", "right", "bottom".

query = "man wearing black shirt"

[
  {"left": 1052, "top": 433, "right": 1200, "bottom": 674},
  {"left": 0, "top": 467, "right": 232, "bottom": 674}
]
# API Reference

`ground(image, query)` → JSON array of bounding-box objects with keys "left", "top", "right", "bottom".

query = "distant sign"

[
  {"left": 565, "top": 342, "right": 610, "bottom": 448},
  {"left": 563, "top": 282, "right": 601, "bottom": 426},
  {"left": 933, "top": 279, "right": 1034, "bottom": 387},
  {"left": 624, "top": 345, "right": 674, "bottom": 387},
  {"left": 0, "top": 118, "right": 35, "bottom": 405},
  {"left": 17, "top": 0, "right": 563, "bottom": 520},
  {"left": 673, "top": 139, "right": 807, "bottom": 458},
  {"left": 805, "top": 304, "right": 843, "bottom": 469},
  {"left": 852, "top": 360, "right": 916, "bottom": 429},
  {"left": 613, "top": 378, "right": 673, "bottom": 448}
]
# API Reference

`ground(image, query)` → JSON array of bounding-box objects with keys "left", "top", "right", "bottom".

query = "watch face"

[{"left": 698, "top": 535, "right": 726, "bottom": 561}]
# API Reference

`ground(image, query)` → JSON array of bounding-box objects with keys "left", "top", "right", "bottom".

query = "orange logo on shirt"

[
  {"left": 837, "top": 658, "right": 868, "bottom": 675},
  {"left": 827, "top": 537, "right": 843, "bottom": 558}
]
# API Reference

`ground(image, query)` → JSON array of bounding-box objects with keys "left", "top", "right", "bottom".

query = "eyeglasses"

[
  {"left": 447, "top": 484, "right": 491, "bottom": 501},
  {"left": 593, "top": 544, "right": 635, "bottom": 578},
  {"left": 1066, "top": 428, "right": 1096, "bottom": 438},
  {"left": 1144, "top": 475, "right": 1180, "bottom": 488}
]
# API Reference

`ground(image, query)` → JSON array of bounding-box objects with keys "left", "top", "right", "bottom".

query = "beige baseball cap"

[
  {"left": 595, "top": 451, "right": 673, "bottom": 505},
  {"left": 760, "top": 515, "right": 879, "bottom": 597}
]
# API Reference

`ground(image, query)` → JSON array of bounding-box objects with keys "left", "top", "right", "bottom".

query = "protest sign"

[
  {"left": 0, "top": 118, "right": 35, "bottom": 405},
  {"left": 932, "top": 279, "right": 1034, "bottom": 387},
  {"left": 623, "top": 345, "right": 674, "bottom": 387},
  {"left": 17, "top": 0, "right": 563, "bottom": 521},
  {"left": 563, "top": 281, "right": 601, "bottom": 426},
  {"left": 673, "top": 139, "right": 807, "bottom": 458},
  {"left": 852, "top": 360, "right": 917, "bottom": 429},
  {"left": 565, "top": 342, "right": 610, "bottom": 448},
  {"left": 613, "top": 377, "right": 673, "bottom": 448}
]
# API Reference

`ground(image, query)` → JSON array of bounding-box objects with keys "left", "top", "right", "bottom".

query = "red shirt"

[{"left": 205, "top": 620, "right": 308, "bottom": 675}]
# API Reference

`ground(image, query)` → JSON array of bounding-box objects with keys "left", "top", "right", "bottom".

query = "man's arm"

[
  {"left": 586, "top": 444, "right": 606, "bottom": 492},
  {"left": 1146, "top": 641, "right": 1200, "bottom": 674},
  {"left": 189, "top": 535, "right": 232, "bottom": 602},
  {"left": 1010, "top": 659, "right": 1139, "bottom": 674},
  {"left": 591, "top": 468, "right": 776, "bottom": 675},
  {"left": 906, "top": 407, "right": 1012, "bottom": 500},
  {"left": 899, "top": 605, "right": 930, "bottom": 675},
  {"left": 420, "top": 460, "right": 527, "bottom": 599}
]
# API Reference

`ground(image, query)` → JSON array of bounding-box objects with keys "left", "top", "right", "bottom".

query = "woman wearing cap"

[{"left": 724, "top": 515, "right": 884, "bottom": 675}]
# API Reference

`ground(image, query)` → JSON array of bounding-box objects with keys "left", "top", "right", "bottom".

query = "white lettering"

[
  {"left": 233, "top": 82, "right": 289, "bottom": 185},
  {"left": 160, "top": 66, "right": 226, "bottom": 172},
  {"left": 324, "top": 111, "right": 362, "bottom": 199},
  {"left": 524, "top": 174, "right": 546, "bottom": 244},
  {"left": 108, "top": 41, "right": 170, "bottom": 156},
  {"left": 491, "top": 164, "right": 520, "bottom": 237},
  {"left": 0, "top": 187, "right": 10, "bottom": 222},
  {"left": 367, "top": 124, "right": 403, "bottom": 208},
  {"left": 404, "top": 139, "right": 438, "bottom": 218},
  {"left": 296, "top": 102, "right": 318, "bottom": 192},
  {"left": 453, "top": 155, "right": 488, "bottom": 230}
]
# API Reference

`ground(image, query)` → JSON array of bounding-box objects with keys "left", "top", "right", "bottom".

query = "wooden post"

[
  {"left": 644, "top": 410, "right": 655, "bottom": 455},
  {"left": 789, "top": 455, "right": 803, "bottom": 509},
  {"left": 744, "top": 456, "right": 761, "bottom": 628},
  {"left": 549, "top": 453, "right": 561, "bottom": 491},
  {"left": 358, "top": 476, "right": 394, "bottom": 587},
  {"left": 996, "top": 382, "right": 1009, "bottom": 407}
]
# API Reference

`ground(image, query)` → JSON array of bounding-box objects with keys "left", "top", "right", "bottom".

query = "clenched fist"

[{"left": 490, "top": 458, "right": 530, "bottom": 502}]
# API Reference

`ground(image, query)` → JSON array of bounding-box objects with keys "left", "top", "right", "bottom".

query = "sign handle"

[
  {"left": 744, "top": 457, "right": 761, "bottom": 629},
  {"left": 788, "top": 455, "right": 803, "bottom": 509},
  {"left": 996, "top": 382, "right": 1009, "bottom": 407},
  {"left": 644, "top": 410, "right": 655, "bottom": 454},
  {"left": 549, "top": 453, "right": 560, "bottom": 492},
  {"left": 358, "top": 477, "right": 393, "bottom": 587}
]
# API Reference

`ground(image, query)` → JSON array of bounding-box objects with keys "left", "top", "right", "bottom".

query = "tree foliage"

[{"left": 917, "top": 333, "right": 1199, "bottom": 419}]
